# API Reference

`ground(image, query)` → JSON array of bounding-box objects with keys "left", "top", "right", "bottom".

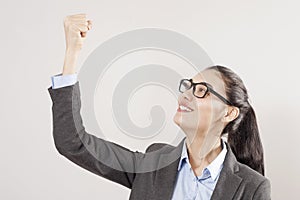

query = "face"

[{"left": 173, "top": 69, "right": 229, "bottom": 145}]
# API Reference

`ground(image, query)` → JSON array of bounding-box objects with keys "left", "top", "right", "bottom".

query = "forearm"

[
  {"left": 49, "top": 82, "right": 82, "bottom": 152},
  {"left": 62, "top": 49, "right": 80, "bottom": 75}
]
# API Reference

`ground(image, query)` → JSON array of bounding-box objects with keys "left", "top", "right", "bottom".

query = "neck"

[{"left": 185, "top": 134, "right": 223, "bottom": 176}]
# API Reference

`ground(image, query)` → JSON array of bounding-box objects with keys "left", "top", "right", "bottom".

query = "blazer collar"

[
  {"left": 152, "top": 137, "right": 185, "bottom": 200},
  {"left": 177, "top": 138, "right": 228, "bottom": 182},
  {"left": 151, "top": 139, "right": 242, "bottom": 200},
  {"left": 210, "top": 142, "right": 242, "bottom": 200}
]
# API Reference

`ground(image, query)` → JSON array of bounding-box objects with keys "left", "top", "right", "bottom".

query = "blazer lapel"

[
  {"left": 150, "top": 140, "right": 243, "bottom": 200},
  {"left": 210, "top": 142, "right": 242, "bottom": 200},
  {"left": 152, "top": 138, "right": 185, "bottom": 200}
]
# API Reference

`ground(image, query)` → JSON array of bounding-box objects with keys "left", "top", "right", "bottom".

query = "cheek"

[
  {"left": 195, "top": 97, "right": 212, "bottom": 112},
  {"left": 197, "top": 94, "right": 226, "bottom": 120},
  {"left": 194, "top": 100, "right": 212, "bottom": 125},
  {"left": 211, "top": 101, "right": 226, "bottom": 121}
]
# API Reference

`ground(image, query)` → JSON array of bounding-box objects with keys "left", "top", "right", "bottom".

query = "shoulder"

[
  {"left": 223, "top": 141, "right": 268, "bottom": 185},
  {"left": 145, "top": 142, "right": 174, "bottom": 153},
  {"left": 145, "top": 137, "right": 186, "bottom": 153},
  {"left": 237, "top": 161, "right": 270, "bottom": 186},
  {"left": 237, "top": 163, "right": 271, "bottom": 199},
  {"left": 222, "top": 142, "right": 271, "bottom": 199}
]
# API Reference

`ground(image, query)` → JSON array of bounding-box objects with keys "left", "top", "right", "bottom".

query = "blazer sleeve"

[
  {"left": 253, "top": 178, "right": 271, "bottom": 200},
  {"left": 48, "top": 81, "right": 148, "bottom": 189}
]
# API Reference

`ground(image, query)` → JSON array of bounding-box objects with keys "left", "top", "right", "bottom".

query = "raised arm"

[
  {"left": 48, "top": 80, "right": 144, "bottom": 188},
  {"left": 48, "top": 13, "right": 139, "bottom": 188}
]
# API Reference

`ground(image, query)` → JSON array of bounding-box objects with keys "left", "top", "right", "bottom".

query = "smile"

[{"left": 177, "top": 105, "right": 193, "bottom": 112}]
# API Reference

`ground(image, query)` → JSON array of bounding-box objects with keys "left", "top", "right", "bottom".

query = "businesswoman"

[{"left": 48, "top": 13, "right": 271, "bottom": 200}]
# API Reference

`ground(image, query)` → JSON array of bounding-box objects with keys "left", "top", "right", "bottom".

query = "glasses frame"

[{"left": 179, "top": 78, "right": 233, "bottom": 106}]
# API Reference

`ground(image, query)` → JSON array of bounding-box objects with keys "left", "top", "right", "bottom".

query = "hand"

[
  {"left": 63, "top": 13, "right": 92, "bottom": 52},
  {"left": 62, "top": 13, "right": 92, "bottom": 75}
]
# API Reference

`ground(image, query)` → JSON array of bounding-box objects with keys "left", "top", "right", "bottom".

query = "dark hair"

[{"left": 207, "top": 65, "right": 265, "bottom": 176}]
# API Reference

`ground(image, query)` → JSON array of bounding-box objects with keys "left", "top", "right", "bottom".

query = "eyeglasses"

[{"left": 179, "top": 79, "right": 233, "bottom": 106}]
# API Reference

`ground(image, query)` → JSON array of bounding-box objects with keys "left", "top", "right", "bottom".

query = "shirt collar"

[{"left": 177, "top": 137, "right": 228, "bottom": 181}]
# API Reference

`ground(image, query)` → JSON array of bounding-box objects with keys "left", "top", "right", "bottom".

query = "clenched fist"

[{"left": 63, "top": 13, "right": 92, "bottom": 51}]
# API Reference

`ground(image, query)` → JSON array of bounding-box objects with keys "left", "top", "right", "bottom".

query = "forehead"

[{"left": 191, "top": 69, "right": 226, "bottom": 96}]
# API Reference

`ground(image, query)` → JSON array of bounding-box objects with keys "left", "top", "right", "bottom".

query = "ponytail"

[
  {"left": 223, "top": 104, "right": 265, "bottom": 176},
  {"left": 207, "top": 65, "right": 265, "bottom": 176}
]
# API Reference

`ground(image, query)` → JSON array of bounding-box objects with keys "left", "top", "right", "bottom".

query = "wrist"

[
  {"left": 62, "top": 50, "right": 79, "bottom": 75},
  {"left": 65, "top": 48, "right": 80, "bottom": 56}
]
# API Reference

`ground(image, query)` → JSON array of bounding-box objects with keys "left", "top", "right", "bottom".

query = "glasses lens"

[
  {"left": 179, "top": 79, "right": 191, "bottom": 92},
  {"left": 194, "top": 84, "right": 208, "bottom": 98}
]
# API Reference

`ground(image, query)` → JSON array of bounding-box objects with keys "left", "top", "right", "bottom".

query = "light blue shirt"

[
  {"left": 171, "top": 138, "right": 227, "bottom": 200},
  {"left": 50, "top": 74, "right": 228, "bottom": 199},
  {"left": 51, "top": 73, "right": 77, "bottom": 89}
]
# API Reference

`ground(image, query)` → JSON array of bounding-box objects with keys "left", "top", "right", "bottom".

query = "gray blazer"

[{"left": 48, "top": 81, "right": 271, "bottom": 200}]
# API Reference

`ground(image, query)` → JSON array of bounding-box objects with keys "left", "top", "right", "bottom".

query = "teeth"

[{"left": 179, "top": 105, "right": 192, "bottom": 112}]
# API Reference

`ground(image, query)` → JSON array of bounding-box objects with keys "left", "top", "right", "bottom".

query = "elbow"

[{"left": 54, "top": 141, "right": 68, "bottom": 155}]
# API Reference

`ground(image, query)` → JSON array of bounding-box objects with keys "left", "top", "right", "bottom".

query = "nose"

[{"left": 180, "top": 87, "right": 193, "bottom": 101}]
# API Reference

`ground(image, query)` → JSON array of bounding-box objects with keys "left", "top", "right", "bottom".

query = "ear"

[{"left": 223, "top": 106, "right": 240, "bottom": 123}]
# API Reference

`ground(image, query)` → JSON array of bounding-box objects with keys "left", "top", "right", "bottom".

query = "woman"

[{"left": 48, "top": 13, "right": 271, "bottom": 199}]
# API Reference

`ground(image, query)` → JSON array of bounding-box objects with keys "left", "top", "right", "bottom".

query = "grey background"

[{"left": 1, "top": 0, "right": 299, "bottom": 199}]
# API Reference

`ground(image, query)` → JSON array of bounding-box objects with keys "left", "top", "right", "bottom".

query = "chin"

[
  {"left": 173, "top": 115, "right": 190, "bottom": 134},
  {"left": 173, "top": 116, "right": 179, "bottom": 127}
]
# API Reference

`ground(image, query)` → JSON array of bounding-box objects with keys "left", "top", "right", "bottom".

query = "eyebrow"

[{"left": 191, "top": 78, "right": 215, "bottom": 89}]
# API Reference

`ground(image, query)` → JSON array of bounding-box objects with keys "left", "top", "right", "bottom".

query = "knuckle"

[
  {"left": 64, "top": 14, "right": 90, "bottom": 30},
  {"left": 69, "top": 24, "right": 78, "bottom": 29}
]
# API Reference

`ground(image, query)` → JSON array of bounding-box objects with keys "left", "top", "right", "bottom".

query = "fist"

[{"left": 63, "top": 13, "right": 92, "bottom": 51}]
